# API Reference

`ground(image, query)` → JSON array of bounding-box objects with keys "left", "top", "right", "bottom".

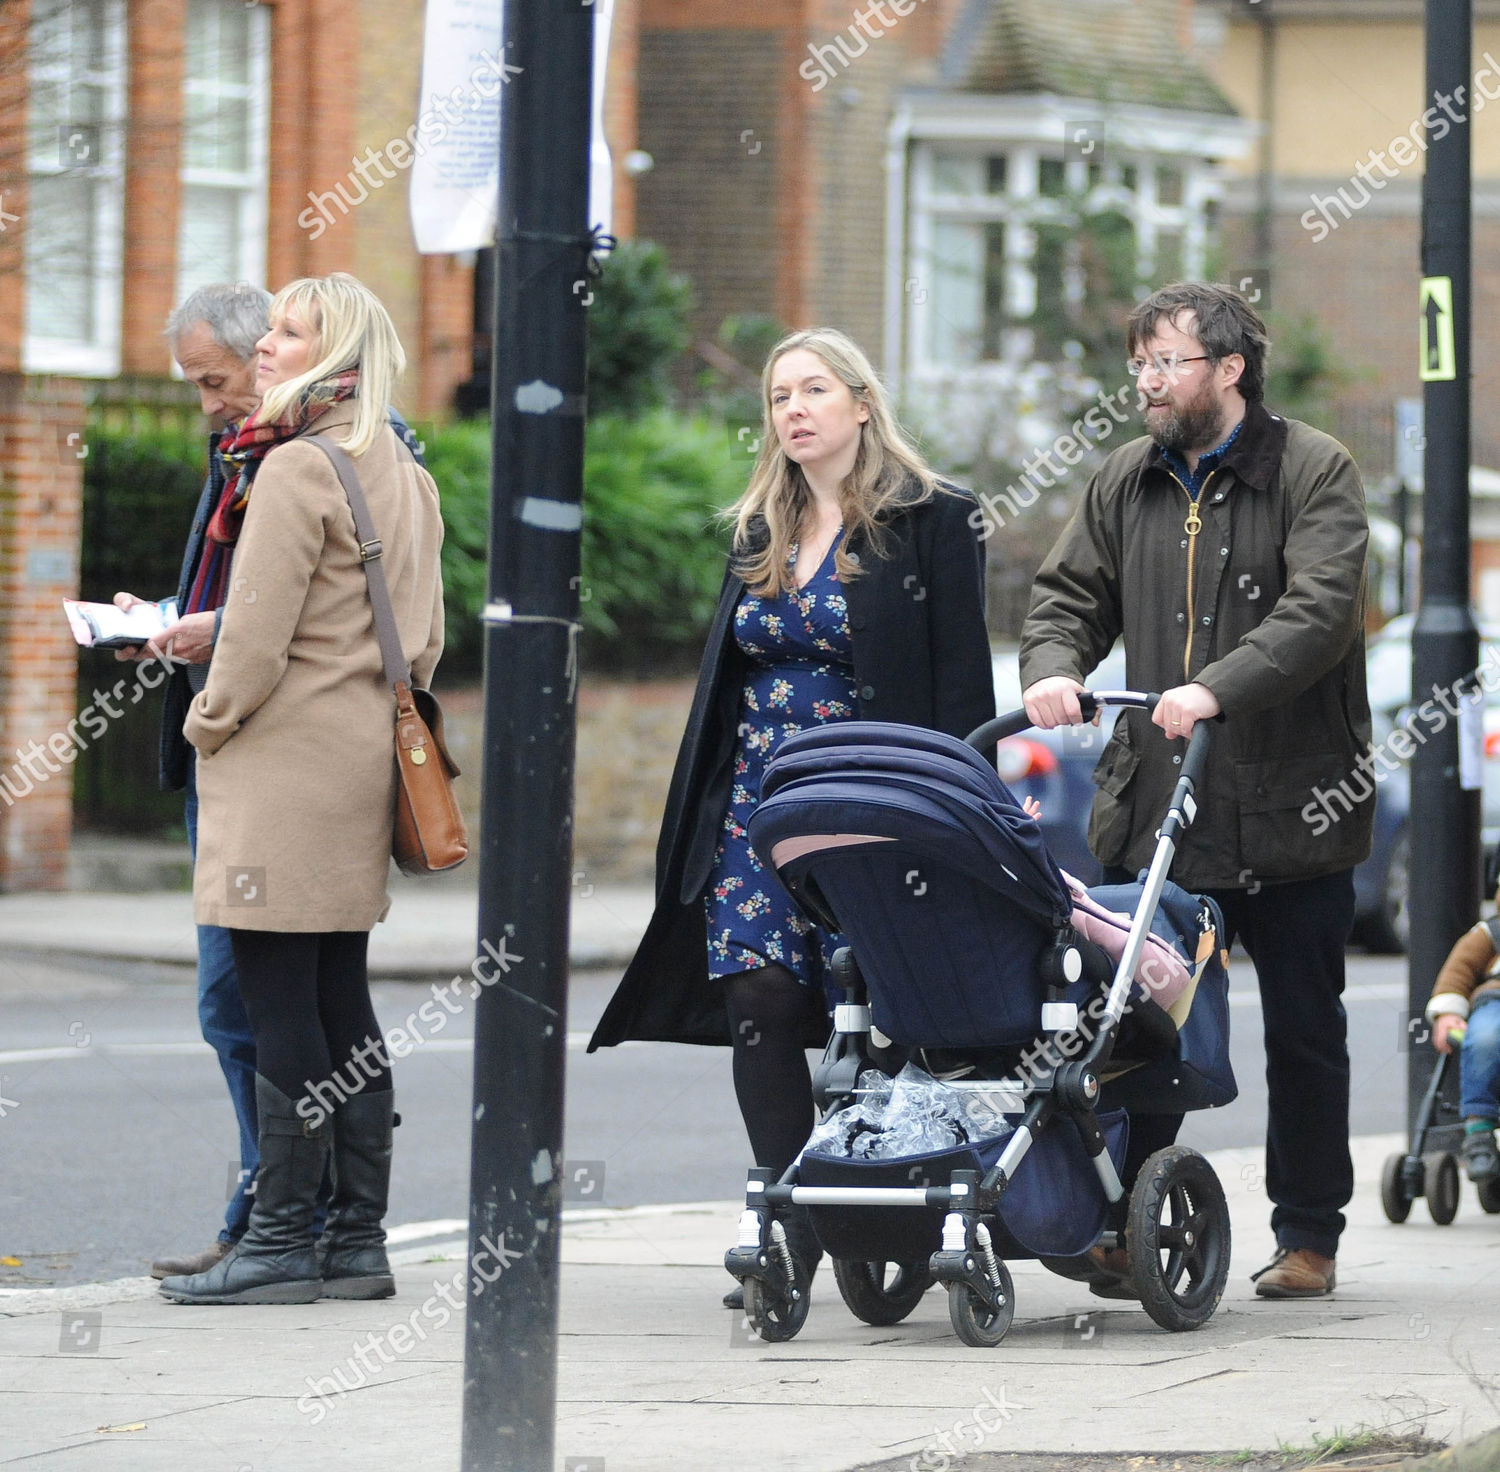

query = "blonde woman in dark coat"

[{"left": 590, "top": 328, "right": 995, "bottom": 1306}]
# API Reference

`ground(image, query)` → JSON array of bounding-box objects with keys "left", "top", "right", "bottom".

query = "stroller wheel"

[
  {"left": 1126, "top": 1146, "right": 1230, "bottom": 1332},
  {"left": 1380, "top": 1152, "right": 1413, "bottom": 1223},
  {"left": 1478, "top": 1177, "right": 1500, "bottom": 1215},
  {"left": 742, "top": 1270, "right": 812, "bottom": 1343},
  {"left": 1424, "top": 1152, "right": 1460, "bottom": 1225},
  {"left": 946, "top": 1263, "right": 1015, "bottom": 1348},
  {"left": 832, "top": 1259, "right": 933, "bottom": 1326}
]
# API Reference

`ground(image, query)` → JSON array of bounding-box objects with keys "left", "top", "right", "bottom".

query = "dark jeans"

[
  {"left": 185, "top": 757, "right": 258, "bottom": 1242},
  {"left": 1458, "top": 993, "right": 1500, "bottom": 1121},
  {"left": 1110, "top": 866, "right": 1356, "bottom": 1260}
]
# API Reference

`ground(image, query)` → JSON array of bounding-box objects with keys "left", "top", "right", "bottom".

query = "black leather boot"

[
  {"left": 160, "top": 1077, "right": 328, "bottom": 1305},
  {"left": 319, "top": 1091, "right": 396, "bottom": 1299}
]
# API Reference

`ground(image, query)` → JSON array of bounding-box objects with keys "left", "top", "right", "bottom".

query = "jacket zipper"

[{"left": 1165, "top": 467, "right": 1218, "bottom": 683}]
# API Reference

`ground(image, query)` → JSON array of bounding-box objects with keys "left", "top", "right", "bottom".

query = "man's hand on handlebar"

[
  {"left": 1153, "top": 682, "right": 1221, "bottom": 739},
  {"left": 1023, "top": 675, "right": 1094, "bottom": 729}
]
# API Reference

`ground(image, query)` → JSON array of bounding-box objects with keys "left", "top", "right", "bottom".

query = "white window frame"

[
  {"left": 886, "top": 95, "right": 1256, "bottom": 392},
  {"left": 175, "top": 0, "right": 270, "bottom": 305},
  {"left": 23, "top": 0, "right": 129, "bottom": 377}
]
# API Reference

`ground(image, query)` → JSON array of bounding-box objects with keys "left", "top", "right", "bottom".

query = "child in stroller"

[
  {"left": 723, "top": 693, "right": 1237, "bottom": 1346},
  {"left": 1426, "top": 899, "right": 1500, "bottom": 1182}
]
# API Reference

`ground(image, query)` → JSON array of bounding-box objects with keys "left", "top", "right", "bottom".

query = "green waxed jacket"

[{"left": 1019, "top": 399, "right": 1374, "bottom": 891}]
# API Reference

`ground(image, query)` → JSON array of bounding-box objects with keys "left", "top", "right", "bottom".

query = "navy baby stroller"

[{"left": 723, "top": 692, "right": 1237, "bottom": 1347}]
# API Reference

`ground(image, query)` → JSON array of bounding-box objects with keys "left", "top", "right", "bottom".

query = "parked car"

[
  {"left": 989, "top": 643, "right": 1413, "bottom": 952},
  {"left": 1361, "top": 612, "right": 1500, "bottom": 945}
]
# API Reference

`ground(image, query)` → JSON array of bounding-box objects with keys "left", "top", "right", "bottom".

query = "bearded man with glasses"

[{"left": 1021, "top": 281, "right": 1372, "bottom": 1300}]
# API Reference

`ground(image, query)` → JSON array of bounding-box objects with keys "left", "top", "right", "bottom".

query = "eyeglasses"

[{"left": 1126, "top": 354, "right": 1212, "bottom": 378}]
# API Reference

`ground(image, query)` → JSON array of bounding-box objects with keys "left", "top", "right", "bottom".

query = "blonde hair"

[
  {"left": 729, "top": 328, "right": 941, "bottom": 596},
  {"left": 257, "top": 272, "right": 405, "bottom": 456}
]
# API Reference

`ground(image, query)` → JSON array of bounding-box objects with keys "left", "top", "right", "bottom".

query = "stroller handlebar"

[
  {"left": 965, "top": 690, "right": 1160, "bottom": 751},
  {"left": 1179, "top": 717, "right": 1213, "bottom": 791}
]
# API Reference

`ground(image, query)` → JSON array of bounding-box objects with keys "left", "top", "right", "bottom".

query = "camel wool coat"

[{"left": 186, "top": 402, "right": 445, "bottom": 931}]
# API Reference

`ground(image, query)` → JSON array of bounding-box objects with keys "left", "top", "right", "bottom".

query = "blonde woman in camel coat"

[{"left": 160, "top": 273, "right": 444, "bottom": 1307}]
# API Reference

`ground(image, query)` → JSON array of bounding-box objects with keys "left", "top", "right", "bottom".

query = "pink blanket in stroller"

[{"left": 1061, "top": 872, "right": 1192, "bottom": 1010}]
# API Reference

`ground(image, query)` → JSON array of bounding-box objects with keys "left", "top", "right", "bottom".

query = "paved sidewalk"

[
  {"left": 0, "top": 881, "right": 656, "bottom": 975},
  {"left": 2, "top": 1135, "right": 1498, "bottom": 1471}
]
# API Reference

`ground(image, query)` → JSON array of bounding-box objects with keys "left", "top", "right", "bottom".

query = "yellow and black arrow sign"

[{"left": 1420, "top": 276, "right": 1456, "bottom": 382}]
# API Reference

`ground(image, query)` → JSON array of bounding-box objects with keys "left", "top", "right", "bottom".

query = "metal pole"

[
  {"left": 1396, "top": 480, "right": 1408, "bottom": 615},
  {"left": 461, "top": 5, "right": 594, "bottom": 1466},
  {"left": 1253, "top": 0, "right": 1276, "bottom": 283},
  {"left": 1409, "top": 0, "right": 1479, "bottom": 1132}
]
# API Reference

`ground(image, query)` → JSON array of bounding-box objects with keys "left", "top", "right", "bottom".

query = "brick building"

[
  {"left": 627, "top": 0, "right": 1253, "bottom": 413},
  {"left": 0, "top": 0, "right": 637, "bottom": 890},
  {"left": 620, "top": 1, "right": 1500, "bottom": 610},
  {"left": 9, "top": 0, "right": 1499, "bottom": 889},
  {"left": 1201, "top": 0, "right": 1500, "bottom": 612}
]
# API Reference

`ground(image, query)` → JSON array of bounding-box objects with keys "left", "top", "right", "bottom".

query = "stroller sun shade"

[
  {"left": 748, "top": 723, "right": 1076, "bottom": 1048},
  {"left": 754, "top": 723, "right": 1072, "bottom": 929}
]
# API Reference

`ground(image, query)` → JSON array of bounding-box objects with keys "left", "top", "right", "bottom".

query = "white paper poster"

[
  {"left": 410, "top": 0, "right": 507, "bottom": 255},
  {"left": 589, "top": 0, "right": 615, "bottom": 238},
  {"left": 410, "top": 0, "right": 615, "bottom": 255}
]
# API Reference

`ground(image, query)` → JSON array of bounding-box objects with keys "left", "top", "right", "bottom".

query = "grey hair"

[{"left": 164, "top": 282, "right": 272, "bottom": 362}]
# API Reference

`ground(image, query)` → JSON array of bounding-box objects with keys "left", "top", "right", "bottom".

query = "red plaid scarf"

[{"left": 185, "top": 370, "right": 360, "bottom": 615}]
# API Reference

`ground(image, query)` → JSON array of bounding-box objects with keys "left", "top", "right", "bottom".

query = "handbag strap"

[{"left": 304, "top": 434, "right": 411, "bottom": 694}]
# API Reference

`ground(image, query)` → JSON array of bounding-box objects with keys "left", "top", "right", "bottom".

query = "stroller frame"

[
  {"left": 1380, "top": 1044, "right": 1500, "bottom": 1225},
  {"left": 725, "top": 692, "right": 1232, "bottom": 1346}
]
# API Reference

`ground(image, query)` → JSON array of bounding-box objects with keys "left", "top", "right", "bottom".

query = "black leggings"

[
  {"left": 229, "top": 930, "right": 385, "bottom": 1104},
  {"left": 724, "top": 964, "right": 821, "bottom": 1181}
]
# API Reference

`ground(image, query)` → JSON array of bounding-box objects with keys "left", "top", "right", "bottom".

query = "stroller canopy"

[
  {"left": 753, "top": 721, "right": 1073, "bottom": 932},
  {"left": 750, "top": 722, "right": 1080, "bottom": 1046}
]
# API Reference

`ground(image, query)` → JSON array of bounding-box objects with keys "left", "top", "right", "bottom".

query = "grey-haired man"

[{"left": 117, "top": 283, "right": 272, "bottom": 1276}]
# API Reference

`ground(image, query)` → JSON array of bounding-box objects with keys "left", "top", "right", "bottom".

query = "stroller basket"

[{"left": 800, "top": 1107, "right": 1129, "bottom": 1262}]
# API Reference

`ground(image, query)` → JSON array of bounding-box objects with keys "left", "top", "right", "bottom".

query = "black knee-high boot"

[
  {"left": 160, "top": 1076, "right": 329, "bottom": 1305},
  {"left": 318, "top": 1091, "right": 396, "bottom": 1300}
]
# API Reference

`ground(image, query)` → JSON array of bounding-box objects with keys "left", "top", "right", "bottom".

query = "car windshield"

[
  {"left": 1366, "top": 613, "right": 1500, "bottom": 715},
  {"left": 992, "top": 647, "right": 1127, "bottom": 711}
]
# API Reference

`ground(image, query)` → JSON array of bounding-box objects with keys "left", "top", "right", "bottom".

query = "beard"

[{"left": 1144, "top": 380, "right": 1226, "bottom": 456}]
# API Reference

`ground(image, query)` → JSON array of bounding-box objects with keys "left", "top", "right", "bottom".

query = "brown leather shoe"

[
  {"left": 150, "top": 1240, "right": 233, "bottom": 1281},
  {"left": 1085, "top": 1244, "right": 1140, "bottom": 1301},
  {"left": 1040, "top": 1244, "right": 1139, "bottom": 1299},
  {"left": 1251, "top": 1247, "right": 1336, "bottom": 1298}
]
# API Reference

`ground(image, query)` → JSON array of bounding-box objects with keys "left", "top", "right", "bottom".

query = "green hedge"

[
  {"left": 73, "top": 423, "right": 212, "bottom": 831},
  {"left": 78, "top": 422, "right": 207, "bottom": 604},
  {"left": 585, "top": 240, "right": 694, "bottom": 419},
  {"left": 580, "top": 411, "right": 738, "bottom": 670},
  {"left": 424, "top": 411, "right": 740, "bottom": 676},
  {"left": 415, "top": 417, "right": 492, "bottom": 677},
  {"left": 77, "top": 409, "right": 744, "bottom": 683}
]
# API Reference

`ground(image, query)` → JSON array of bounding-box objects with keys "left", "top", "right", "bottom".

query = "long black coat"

[{"left": 588, "top": 487, "right": 996, "bottom": 1050}]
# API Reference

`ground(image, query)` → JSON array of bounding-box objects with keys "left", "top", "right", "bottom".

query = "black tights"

[
  {"left": 724, "top": 964, "right": 819, "bottom": 1181},
  {"left": 229, "top": 930, "right": 386, "bottom": 1104}
]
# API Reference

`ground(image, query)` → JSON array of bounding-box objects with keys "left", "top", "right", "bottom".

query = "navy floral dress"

[{"left": 706, "top": 532, "right": 857, "bottom": 990}]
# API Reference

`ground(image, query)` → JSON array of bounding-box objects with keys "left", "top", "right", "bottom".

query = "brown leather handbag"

[{"left": 307, "top": 435, "right": 469, "bottom": 875}]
